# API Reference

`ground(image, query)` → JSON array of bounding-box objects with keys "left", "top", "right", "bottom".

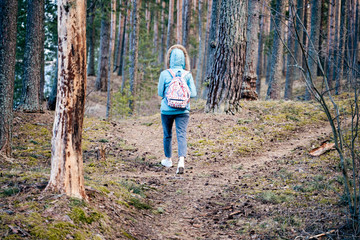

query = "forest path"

[{"left": 111, "top": 110, "right": 333, "bottom": 239}]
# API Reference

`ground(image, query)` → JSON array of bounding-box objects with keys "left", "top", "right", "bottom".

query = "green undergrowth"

[
  {"left": 0, "top": 167, "right": 152, "bottom": 239},
  {"left": 224, "top": 143, "right": 345, "bottom": 238},
  {"left": 190, "top": 100, "right": 330, "bottom": 158},
  {"left": 2, "top": 114, "right": 154, "bottom": 239}
]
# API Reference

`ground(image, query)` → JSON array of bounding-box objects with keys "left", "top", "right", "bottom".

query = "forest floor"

[{"left": 0, "top": 76, "right": 354, "bottom": 239}]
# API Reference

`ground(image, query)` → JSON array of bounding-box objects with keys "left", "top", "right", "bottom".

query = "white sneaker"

[
  {"left": 161, "top": 158, "right": 173, "bottom": 168},
  {"left": 176, "top": 157, "right": 185, "bottom": 174}
]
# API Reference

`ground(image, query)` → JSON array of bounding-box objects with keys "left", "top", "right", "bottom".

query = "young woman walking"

[{"left": 157, "top": 44, "right": 196, "bottom": 174}]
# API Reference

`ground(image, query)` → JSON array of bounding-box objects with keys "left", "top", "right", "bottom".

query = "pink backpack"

[{"left": 166, "top": 69, "right": 191, "bottom": 109}]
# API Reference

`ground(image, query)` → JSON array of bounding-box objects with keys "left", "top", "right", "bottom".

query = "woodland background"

[{"left": 0, "top": 0, "right": 360, "bottom": 239}]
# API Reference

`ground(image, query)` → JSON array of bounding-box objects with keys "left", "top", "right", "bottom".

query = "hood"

[{"left": 165, "top": 44, "right": 191, "bottom": 71}]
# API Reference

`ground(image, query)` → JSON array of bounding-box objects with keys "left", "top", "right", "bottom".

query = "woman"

[{"left": 157, "top": 44, "right": 197, "bottom": 174}]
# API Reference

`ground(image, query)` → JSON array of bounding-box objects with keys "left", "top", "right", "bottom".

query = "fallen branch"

[
  {"left": 309, "top": 141, "right": 335, "bottom": 157},
  {"left": 308, "top": 229, "right": 336, "bottom": 239}
]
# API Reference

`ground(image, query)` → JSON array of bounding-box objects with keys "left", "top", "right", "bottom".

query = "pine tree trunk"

[
  {"left": 40, "top": 34, "right": 45, "bottom": 102},
  {"left": 106, "top": 0, "right": 116, "bottom": 120},
  {"left": 177, "top": 0, "right": 183, "bottom": 44},
  {"left": 95, "top": 0, "right": 111, "bottom": 91},
  {"left": 335, "top": 0, "right": 347, "bottom": 94},
  {"left": 146, "top": 2, "right": 151, "bottom": 32},
  {"left": 349, "top": 0, "right": 359, "bottom": 80},
  {"left": 159, "top": 0, "right": 166, "bottom": 63},
  {"left": 153, "top": 0, "right": 160, "bottom": 54},
  {"left": 242, "top": 0, "right": 260, "bottom": 101},
  {"left": 346, "top": 0, "right": 354, "bottom": 84},
  {"left": 114, "top": 0, "right": 124, "bottom": 71},
  {"left": 166, "top": 0, "right": 174, "bottom": 51},
  {"left": 265, "top": 13, "right": 274, "bottom": 85},
  {"left": 87, "top": 0, "right": 96, "bottom": 76},
  {"left": 305, "top": 0, "right": 322, "bottom": 100},
  {"left": 205, "top": 0, "right": 247, "bottom": 113},
  {"left": 46, "top": 0, "right": 87, "bottom": 200},
  {"left": 129, "top": 0, "right": 141, "bottom": 112},
  {"left": 203, "top": 0, "right": 220, "bottom": 99},
  {"left": 47, "top": 55, "right": 58, "bottom": 111},
  {"left": 119, "top": 0, "right": 130, "bottom": 77},
  {"left": 256, "top": 1, "right": 265, "bottom": 96},
  {"left": 293, "top": 0, "right": 304, "bottom": 79},
  {"left": 266, "top": 0, "right": 285, "bottom": 100},
  {"left": 284, "top": 1, "right": 295, "bottom": 100},
  {"left": 200, "top": 0, "right": 212, "bottom": 96},
  {"left": 326, "top": 0, "right": 336, "bottom": 89},
  {"left": 0, "top": 0, "right": 18, "bottom": 157},
  {"left": 21, "top": 0, "right": 45, "bottom": 112},
  {"left": 182, "top": 0, "right": 191, "bottom": 48},
  {"left": 195, "top": 0, "right": 203, "bottom": 96}
]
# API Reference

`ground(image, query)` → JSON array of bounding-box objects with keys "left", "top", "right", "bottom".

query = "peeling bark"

[
  {"left": 46, "top": 0, "right": 87, "bottom": 200},
  {"left": 205, "top": 0, "right": 247, "bottom": 113},
  {"left": 0, "top": 0, "right": 18, "bottom": 157}
]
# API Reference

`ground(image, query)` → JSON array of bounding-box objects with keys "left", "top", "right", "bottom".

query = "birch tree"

[
  {"left": 0, "top": 0, "right": 18, "bottom": 157},
  {"left": 205, "top": 0, "right": 248, "bottom": 113},
  {"left": 46, "top": 0, "right": 88, "bottom": 200}
]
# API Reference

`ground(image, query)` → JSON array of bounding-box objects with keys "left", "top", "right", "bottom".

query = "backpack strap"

[
  {"left": 181, "top": 71, "right": 190, "bottom": 78},
  {"left": 167, "top": 69, "right": 176, "bottom": 78}
]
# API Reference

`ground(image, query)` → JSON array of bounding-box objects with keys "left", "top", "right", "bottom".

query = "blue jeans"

[{"left": 161, "top": 113, "right": 189, "bottom": 158}]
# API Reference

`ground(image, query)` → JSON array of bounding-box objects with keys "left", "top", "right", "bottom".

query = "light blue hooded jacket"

[{"left": 158, "top": 48, "right": 197, "bottom": 115}]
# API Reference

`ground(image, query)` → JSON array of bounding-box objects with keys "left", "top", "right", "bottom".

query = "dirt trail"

[{"left": 106, "top": 110, "right": 335, "bottom": 240}]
